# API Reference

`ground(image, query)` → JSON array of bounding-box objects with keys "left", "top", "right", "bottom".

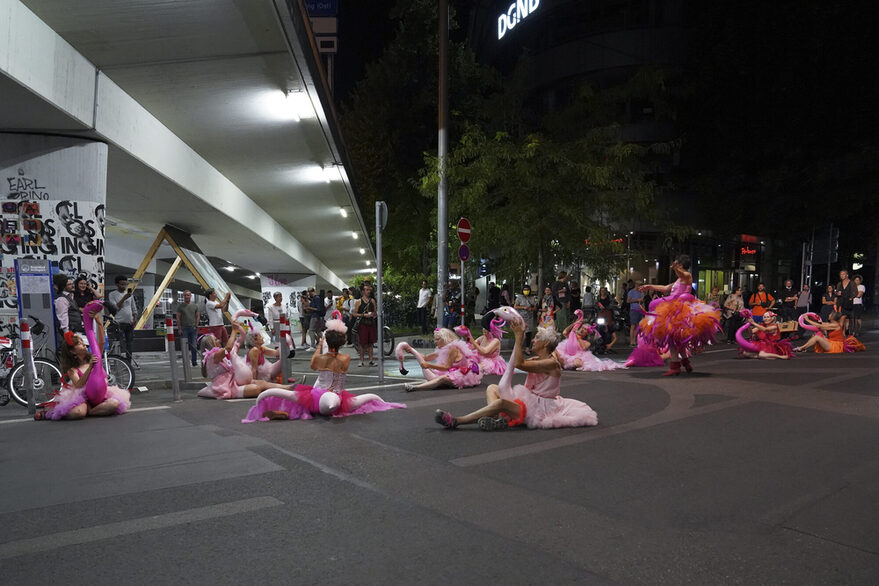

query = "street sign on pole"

[
  {"left": 456, "top": 218, "right": 471, "bottom": 243},
  {"left": 458, "top": 244, "right": 470, "bottom": 262}
]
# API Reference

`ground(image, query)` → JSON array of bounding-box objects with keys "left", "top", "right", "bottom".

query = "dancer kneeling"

[
  {"left": 637, "top": 255, "right": 720, "bottom": 375},
  {"left": 198, "top": 322, "right": 292, "bottom": 399},
  {"left": 401, "top": 328, "right": 482, "bottom": 392},
  {"left": 434, "top": 319, "right": 598, "bottom": 430},
  {"left": 737, "top": 311, "right": 792, "bottom": 359},
  {"left": 555, "top": 310, "right": 625, "bottom": 372},
  {"left": 455, "top": 315, "right": 506, "bottom": 376},
  {"left": 242, "top": 317, "right": 405, "bottom": 421},
  {"left": 37, "top": 315, "right": 130, "bottom": 420},
  {"left": 796, "top": 312, "right": 865, "bottom": 354}
]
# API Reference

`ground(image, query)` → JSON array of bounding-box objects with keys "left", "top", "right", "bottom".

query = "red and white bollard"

[
  {"left": 165, "top": 317, "right": 181, "bottom": 402},
  {"left": 20, "top": 321, "right": 36, "bottom": 414},
  {"left": 280, "top": 313, "right": 291, "bottom": 384}
]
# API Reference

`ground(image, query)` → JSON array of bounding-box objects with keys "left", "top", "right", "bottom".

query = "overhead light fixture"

[
  {"left": 359, "top": 248, "right": 365, "bottom": 255},
  {"left": 246, "top": 275, "right": 257, "bottom": 280},
  {"left": 224, "top": 266, "right": 236, "bottom": 272},
  {"left": 366, "top": 260, "right": 371, "bottom": 266},
  {"left": 285, "top": 89, "right": 314, "bottom": 121},
  {"left": 339, "top": 207, "right": 348, "bottom": 218},
  {"left": 351, "top": 231, "right": 358, "bottom": 239},
  {"left": 323, "top": 163, "right": 343, "bottom": 183},
  {"left": 255, "top": 272, "right": 261, "bottom": 277}
]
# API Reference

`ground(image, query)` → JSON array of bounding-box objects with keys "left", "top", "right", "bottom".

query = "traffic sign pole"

[{"left": 456, "top": 219, "right": 471, "bottom": 328}]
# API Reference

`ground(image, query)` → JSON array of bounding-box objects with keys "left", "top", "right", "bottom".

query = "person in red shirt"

[{"left": 748, "top": 283, "right": 775, "bottom": 323}]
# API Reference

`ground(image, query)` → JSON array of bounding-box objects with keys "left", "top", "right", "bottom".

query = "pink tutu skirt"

[
  {"left": 556, "top": 347, "right": 625, "bottom": 372},
  {"left": 43, "top": 383, "right": 130, "bottom": 420},
  {"left": 506, "top": 384, "right": 599, "bottom": 429},
  {"left": 478, "top": 356, "right": 507, "bottom": 376}
]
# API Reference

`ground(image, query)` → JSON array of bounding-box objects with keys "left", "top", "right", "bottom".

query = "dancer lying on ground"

[
  {"left": 555, "top": 309, "right": 625, "bottom": 371},
  {"left": 455, "top": 315, "right": 507, "bottom": 376},
  {"left": 736, "top": 310, "right": 792, "bottom": 359},
  {"left": 399, "top": 328, "right": 482, "bottom": 392},
  {"left": 795, "top": 312, "right": 865, "bottom": 354},
  {"left": 434, "top": 317, "right": 598, "bottom": 431},
  {"left": 242, "top": 317, "right": 405, "bottom": 422},
  {"left": 37, "top": 303, "right": 130, "bottom": 420},
  {"left": 197, "top": 322, "right": 292, "bottom": 399},
  {"left": 637, "top": 255, "right": 720, "bottom": 376}
]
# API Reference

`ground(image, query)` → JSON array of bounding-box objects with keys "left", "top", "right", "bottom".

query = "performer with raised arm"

[{"left": 637, "top": 255, "right": 721, "bottom": 376}]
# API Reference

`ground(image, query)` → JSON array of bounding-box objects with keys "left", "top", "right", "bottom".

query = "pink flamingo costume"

[
  {"left": 42, "top": 367, "right": 131, "bottom": 420},
  {"left": 198, "top": 347, "right": 248, "bottom": 399},
  {"left": 555, "top": 311, "right": 625, "bottom": 372},
  {"left": 242, "top": 370, "right": 405, "bottom": 422},
  {"left": 424, "top": 340, "right": 483, "bottom": 388}
]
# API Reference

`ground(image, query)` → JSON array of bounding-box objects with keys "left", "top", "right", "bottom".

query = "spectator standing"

[
  {"left": 53, "top": 274, "right": 84, "bottom": 338},
  {"left": 108, "top": 275, "right": 137, "bottom": 359},
  {"left": 779, "top": 280, "right": 797, "bottom": 323},
  {"left": 550, "top": 271, "right": 571, "bottom": 330},
  {"left": 176, "top": 290, "right": 200, "bottom": 366},
  {"left": 443, "top": 280, "right": 461, "bottom": 329},
  {"left": 265, "top": 291, "right": 284, "bottom": 342},
  {"left": 72, "top": 276, "right": 100, "bottom": 309},
  {"left": 626, "top": 282, "right": 644, "bottom": 345},
  {"left": 308, "top": 289, "right": 326, "bottom": 347},
  {"left": 748, "top": 283, "right": 775, "bottom": 323},
  {"left": 204, "top": 288, "right": 231, "bottom": 345},
  {"left": 500, "top": 283, "right": 513, "bottom": 307},
  {"left": 795, "top": 284, "right": 812, "bottom": 337},
  {"left": 820, "top": 285, "right": 835, "bottom": 321},
  {"left": 416, "top": 280, "right": 432, "bottom": 334},
  {"left": 570, "top": 287, "right": 582, "bottom": 312},
  {"left": 353, "top": 283, "right": 378, "bottom": 366},
  {"left": 834, "top": 270, "right": 857, "bottom": 334},
  {"left": 581, "top": 286, "right": 595, "bottom": 318},
  {"left": 852, "top": 275, "right": 865, "bottom": 336},
  {"left": 487, "top": 282, "right": 501, "bottom": 311},
  {"left": 539, "top": 285, "right": 556, "bottom": 326},
  {"left": 514, "top": 284, "right": 538, "bottom": 349},
  {"left": 297, "top": 290, "right": 311, "bottom": 349},
  {"left": 722, "top": 286, "right": 744, "bottom": 343}
]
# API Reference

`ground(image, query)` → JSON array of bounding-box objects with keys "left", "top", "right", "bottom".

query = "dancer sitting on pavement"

[
  {"left": 736, "top": 310, "right": 793, "bottom": 359},
  {"left": 242, "top": 317, "right": 405, "bottom": 422},
  {"left": 400, "top": 328, "right": 482, "bottom": 392},
  {"left": 555, "top": 309, "right": 626, "bottom": 372},
  {"left": 637, "top": 255, "right": 721, "bottom": 376},
  {"left": 37, "top": 307, "right": 130, "bottom": 420},
  {"left": 795, "top": 312, "right": 866, "bottom": 354},
  {"left": 197, "top": 322, "right": 292, "bottom": 399},
  {"left": 434, "top": 316, "right": 598, "bottom": 431},
  {"left": 247, "top": 330, "right": 282, "bottom": 382},
  {"left": 455, "top": 315, "right": 507, "bottom": 376}
]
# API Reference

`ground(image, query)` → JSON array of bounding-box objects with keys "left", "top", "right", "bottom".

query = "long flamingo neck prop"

[
  {"left": 564, "top": 310, "right": 585, "bottom": 355},
  {"left": 82, "top": 300, "right": 108, "bottom": 405},
  {"left": 798, "top": 312, "right": 823, "bottom": 334},
  {"left": 735, "top": 323, "right": 760, "bottom": 353}
]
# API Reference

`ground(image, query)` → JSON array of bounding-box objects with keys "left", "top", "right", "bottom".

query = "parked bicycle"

[{"left": 3, "top": 311, "right": 135, "bottom": 408}]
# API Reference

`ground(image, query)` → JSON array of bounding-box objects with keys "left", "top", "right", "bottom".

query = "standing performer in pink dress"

[
  {"left": 455, "top": 316, "right": 507, "bottom": 376},
  {"left": 637, "top": 255, "right": 721, "bottom": 376},
  {"left": 36, "top": 310, "right": 130, "bottom": 420},
  {"left": 197, "top": 322, "right": 292, "bottom": 399},
  {"left": 434, "top": 317, "right": 598, "bottom": 431},
  {"left": 555, "top": 310, "right": 626, "bottom": 372},
  {"left": 242, "top": 316, "right": 405, "bottom": 421},
  {"left": 401, "top": 328, "right": 482, "bottom": 392}
]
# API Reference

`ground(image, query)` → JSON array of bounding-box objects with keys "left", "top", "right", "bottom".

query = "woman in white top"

[{"left": 852, "top": 275, "right": 866, "bottom": 336}]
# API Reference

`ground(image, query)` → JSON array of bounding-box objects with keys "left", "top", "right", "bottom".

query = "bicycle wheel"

[
  {"left": 105, "top": 355, "right": 135, "bottom": 390},
  {"left": 9, "top": 358, "right": 63, "bottom": 407},
  {"left": 382, "top": 327, "right": 394, "bottom": 357}
]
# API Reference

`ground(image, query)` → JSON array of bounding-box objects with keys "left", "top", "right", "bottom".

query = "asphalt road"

[{"left": 2, "top": 332, "right": 878, "bottom": 584}]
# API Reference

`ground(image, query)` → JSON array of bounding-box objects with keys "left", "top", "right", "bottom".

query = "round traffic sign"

[
  {"left": 458, "top": 244, "right": 470, "bottom": 262},
  {"left": 456, "top": 217, "right": 471, "bottom": 243}
]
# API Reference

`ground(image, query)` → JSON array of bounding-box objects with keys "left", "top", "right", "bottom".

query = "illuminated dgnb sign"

[{"left": 497, "top": 0, "right": 540, "bottom": 40}]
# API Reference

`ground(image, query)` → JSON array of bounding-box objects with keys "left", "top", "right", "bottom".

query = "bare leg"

[
  {"left": 757, "top": 351, "right": 790, "bottom": 360},
  {"left": 446, "top": 397, "right": 523, "bottom": 426},
  {"left": 242, "top": 380, "right": 293, "bottom": 398},
  {"left": 367, "top": 344, "right": 374, "bottom": 363},
  {"left": 64, "top": 403, "right": 88, "bottom": 420},
  {"left": 87, "top": 398, "right": 120, "bottom": 417},
  {"left": 410, "top": 376, "right": 453, "bottom": 391},
  {"left": 797, "top": 334, "right": 831, "bottom": 351}
]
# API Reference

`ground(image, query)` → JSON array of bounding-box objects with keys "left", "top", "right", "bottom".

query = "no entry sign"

[
  {"left": 456, "top": 217, "right": 471, "bottom": 243},
  {"left": 458, "top": 244, "right": 470, "bottom": 262}
]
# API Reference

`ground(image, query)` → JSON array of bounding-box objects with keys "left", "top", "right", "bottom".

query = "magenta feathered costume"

[
  {"left": 425, "top": 340, "right": 482, "bottom": 388},
  {"left": 242, "top": 370, "right": 405, "bottom": 422},
  {"left": 555, "top": 312, "right": 625, "bottom": 371},
  {"left": 638, "top": 279, "right": 721, "bottom": 355},
  {"left": 42, "top": 368, "right": 131, "bottom": 420}
]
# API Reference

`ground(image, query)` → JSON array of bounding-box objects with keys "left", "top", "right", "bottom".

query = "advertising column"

[{"left": 0, "top": 135, "right": 108, "bottom": 333}]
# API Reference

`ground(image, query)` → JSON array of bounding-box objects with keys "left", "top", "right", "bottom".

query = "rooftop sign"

[{"left": 497, "top": 0, "right": 540, "bottom": 40}]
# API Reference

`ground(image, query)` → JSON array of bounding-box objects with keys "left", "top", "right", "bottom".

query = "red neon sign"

[{"left": 741, "top": 247, "right": 756, "bottom": 255}]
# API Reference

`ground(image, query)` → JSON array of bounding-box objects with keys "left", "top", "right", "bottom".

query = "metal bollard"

[
  {"left": 181, "top": 330, "right": 192, "bottom": 382},
  {"left": 165, "top": 318, "right": 181, "bottom": 402},
  {"left": 280, "top": 313, "right": 291, "bottom": 385},
  {"left": 20, "top": 321, "right": 35, "bottom": 415}
]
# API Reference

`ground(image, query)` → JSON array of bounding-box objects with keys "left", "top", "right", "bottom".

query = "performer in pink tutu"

[
  {"left": 738, "top": 311, "right": 793, "bottom": 359},
  {"left": 242, "top": 315, "right": 405, "bottom": 421},
  {"left": 401, "top": 328, "right": 482, "bottom": 392},
  {"left": 246, "top": 330, "right": 282, "bottom": 382},
  {"left": 455, "top": 315, "right": 507, "bottom": 376},
  {"left": 434, "top": 318, "right": 598, "bottom": 431},
  {"left": 198, "top": 322, "right": 292, "bottom": 399},
  {"left": 555, "top": 310, "right": 626, "bottom": 372},
  {"left": 637, "top": 255, "right": 720, "bottom": 375},
  {"left": 624, "top": 336, "right": 668, "bottom": 367},
  {"left": 36, "top": 312, "right": 130, "bottom": 420}
]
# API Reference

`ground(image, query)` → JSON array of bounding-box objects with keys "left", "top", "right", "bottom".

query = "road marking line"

[
  {"left": 0, "top": 496, "right": 283, "bottom": 560},
  {"left": 0, "top": 405, "right": 170, "bottom": 424}
]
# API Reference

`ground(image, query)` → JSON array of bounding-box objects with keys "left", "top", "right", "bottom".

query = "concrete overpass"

[{"left": 1, "top": 0, "right": 372, "bottom": 296}]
